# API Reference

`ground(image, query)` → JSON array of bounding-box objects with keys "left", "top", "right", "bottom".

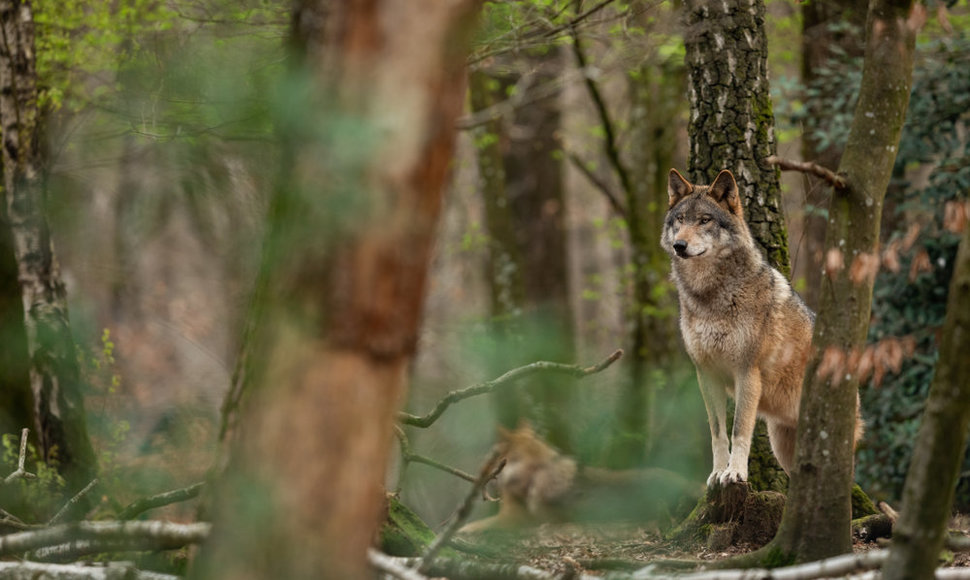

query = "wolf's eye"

[
  {"left": 699, "top": 216, "right": 712, "bottom": 225},
  {"left": 676, "top": 214, "right": 685, "bottom": 223}
]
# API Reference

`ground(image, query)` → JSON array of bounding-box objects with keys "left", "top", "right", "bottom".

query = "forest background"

[{"left": 0, "top": 0, "right": 968, "bottom": 575}]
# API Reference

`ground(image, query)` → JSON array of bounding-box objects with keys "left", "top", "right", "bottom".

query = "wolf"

[
  {"left": 661, "top": 168, "right": 861, "bottom": 488},
  {"left": 458, "top": 423, "right": 702, "bottom": 533}
]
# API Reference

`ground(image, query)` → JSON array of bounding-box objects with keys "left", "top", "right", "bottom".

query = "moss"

[
  {"left": 760, "top": 545, "right": 796, "bottom": 568},
  {"left": 380, "top": 495, "right": 437, "bottom": 557},
  {"left": 851, "top": 483, "right": 879, "bottom": 518}
]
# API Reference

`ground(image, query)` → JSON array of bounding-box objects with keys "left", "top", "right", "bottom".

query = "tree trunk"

[
  {"left": 198, "top": 1, "right": 480, "bottom": 579},
  {"left": 609, "top": 54, "right": 684, "bottom": 468},
  {"left": 797, "top": 0, "right": 867, "bottom": 310},
  {"left": 683, "top": 0, "right": 789, "bottom": 275},
  {"left": 768, "top": 0, "right": 919, "bottom": 563},
  {"left": 0, "top": 0, "right": 96, "bottom": 493},
  {"left": 682, "top": 0, "right": 787, "bottom": 487},
  {"left": 882, "top": 216, "right": 970, "bottom": 578},
  {"left": 469, "top": 51, "right": 576, "bottom": 451}
]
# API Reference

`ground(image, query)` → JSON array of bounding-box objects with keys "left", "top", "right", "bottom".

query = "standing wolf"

[{"left": 661, "top": 168, "right": 860, "bottom": 487}]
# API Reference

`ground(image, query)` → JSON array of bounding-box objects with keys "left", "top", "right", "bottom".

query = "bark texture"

[
  {"left": 0, "top": 0, "right": 96, "bottom": 491},
  {"left": 200, "top": 1, "right": 480, "bottom": 579},
  {"left": 882, "top": 218, "right": 970, "bottom": 579},
  {"left": 683, "top": 0, "right": 788, "bottom": 274},
  {"left": 769, "top": 0, "right": 919, "bottom": 563}
]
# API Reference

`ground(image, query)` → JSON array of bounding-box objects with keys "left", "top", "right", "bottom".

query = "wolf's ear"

[
  {"left": 668, "top": 169, "right": 693, "bottom": 207},
  {"left": 708, "top": 170, "right": 742, "bottom": 215}
]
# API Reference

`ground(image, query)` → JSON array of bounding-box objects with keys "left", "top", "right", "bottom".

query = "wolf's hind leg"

[{"left": 767, "top": 420, "right": 796, "bottom": 473}]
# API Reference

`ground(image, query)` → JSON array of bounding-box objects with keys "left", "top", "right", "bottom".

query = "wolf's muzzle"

[{"left": 673, "top": 239, "right": 689, "bottom": 257}]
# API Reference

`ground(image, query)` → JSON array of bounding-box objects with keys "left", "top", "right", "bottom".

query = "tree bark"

[
  {"left": 797, "top": 0, "right": 867, "bottom": 310},
  {"left": 199, "top": 1, "right": 480, "bottom": 579},
  {"left": 0, "top": 0, "right": 96, "bottom": 492},
  {"left": 768, "top": 0, "right": 919, "bottom": 563},
  {"left": 882, "top": 215, "right": 970, "bottom": 578},
  {"left": 682, "top": 0, "right": 787, "bottom": 487}
]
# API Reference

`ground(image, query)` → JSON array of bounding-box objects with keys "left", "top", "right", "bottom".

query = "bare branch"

[
  {"left": 399, "top": 350, "right": 623, "bottom": 428},
  {"left": 368, "top": 548, "right": 431, "bottom": 580},
  {"left": 49, "top": 479, "right": 98, "bottom": 525},
  {"left": 632, "top": 549, "right": 889, "bottom": 579},
  {"left": 117, "top": 481, "right": 205, "bottom": 520},
  {"left": 418, "top": 449, "right": 505, "bottom": 574},
  {"left": 766, "top": 155, "right": 846, "bottom": 190},
  {"left": 568, "top": 152, "right": 627, "bottom": 218},
  {"left": 3, "top": 428, "right": 37, "bottom": 484},
  {"left": 395, "top": 427, "right": 476, "bottom": 484},
  {"left": 569, "top": 25, "right": 633, "bottom": 213},
  {"left": 0, "top": 521, "right": 210, "bottom": 558}
]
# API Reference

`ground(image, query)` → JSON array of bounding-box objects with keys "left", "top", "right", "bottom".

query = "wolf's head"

[{"left": 660, "top": 168, "right": 751, "bottom": 260}]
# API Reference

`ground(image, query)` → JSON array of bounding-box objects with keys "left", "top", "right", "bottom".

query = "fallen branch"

[
  {"left": 117, "top": 481, "right": 205, "bottom": 520},
  {"left": 399, "top": 349, "right": 623, "bottom": 428},
  {"left": 766, "top": 155, "right": 846, "bottom": 189},
  {"left": 3, "top": 428, "right": 36, "bottom": 484},
  {"left": 0, "top": 520, "right": 210, "bottom": 558},
  {"left": 0, "top": 560, "right": 179, "bottom": 580},
  {"left": 633, "top": 549, "right": 888, "bottom": 579},
  {"left": 369, "top": 548, "right": 430, "bottom": 580},
  {"left": 374, "top": 553, "right": 600, "bottom": 580},
  {"left": 417, "top": 449, "right": 505, "bottom": 574}
]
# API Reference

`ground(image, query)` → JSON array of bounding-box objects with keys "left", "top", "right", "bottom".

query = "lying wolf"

[
  {"left": 459, "top": 423, "right": 701, "bottom": 533},
  {"left": 661, "top": 168, "right": 861, "bottom": 487}
]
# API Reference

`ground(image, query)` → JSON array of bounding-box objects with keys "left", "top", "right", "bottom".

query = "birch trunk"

[{"left": 0, "top": 0, "right": 96, "bottom": 492}]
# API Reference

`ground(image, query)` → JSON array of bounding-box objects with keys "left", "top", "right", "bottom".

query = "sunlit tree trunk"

[
  {"left": 769, "top": 0, "right": 919, "bottom": 563},
  {"left": 883, "top": 211, "right": 970, "bottom": 579},
  {"left": 199, "top": 1, "right": 480, "bottom": 578},
  {"left": 0, "top": 0, "right": 96, "bottom": 492}
]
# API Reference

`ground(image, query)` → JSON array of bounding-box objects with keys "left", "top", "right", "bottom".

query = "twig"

[
  {"left": 49, "top": 479, "right": 99, "bottom": 525},
  {"left": 395, "top": 426, "right": 477, "bottom": 485},
  {"left": 417, "top": 449, "right": 505, "bottom": 574},
  {"left": 568, "top": 151, "right": 626, "bottom": 217},
  {"left": 377, "top": 554, "right": 601, "bottom": 580},
  {"left": 399, "top": 349, "right": 623, "bottom": 428},
  {"left": 369, "top": 548, "right": 431, "bottom": 580},
  {"left": 0, "top": 520, "right": 210, "bottom": 557},
  {"left": 569, "top": 23, "right": 634, "bottom": 211},
  {"left": 766, "top": 155, "right": 846, "bottom": 189},
  {"left": 3, "top": 428, "right": 37, "bottom": 484},
  {"left": 117, "top": 481, "right": 205, "bottom": 520}
]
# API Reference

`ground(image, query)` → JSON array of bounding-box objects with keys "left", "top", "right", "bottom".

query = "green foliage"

[{"left": 0, "top": 433, "right": 67, "bottom": 523}]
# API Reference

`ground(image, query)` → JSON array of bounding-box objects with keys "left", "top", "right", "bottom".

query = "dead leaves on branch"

[
  {"left": 816, "top": 337, "right": 917, "bottom": 388},
  {"left": 823, "top": 221, "right": 952, "bottom": 286}
]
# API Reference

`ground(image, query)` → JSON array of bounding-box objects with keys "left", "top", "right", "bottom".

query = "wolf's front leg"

[
  {"left": 697, "top": 370, "right": 729, "bottom": 487},
  {"left": 721, "top": 368, "right": 762, "bottom": 485}
]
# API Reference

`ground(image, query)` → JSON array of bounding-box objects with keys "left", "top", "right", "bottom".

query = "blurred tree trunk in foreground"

[
  {"left": 768, "top": 0, "right": 919, "bottom": 563},
  {"left": 682, "top": 0, "right": 788, "bottom": 490},
  {"left": 200, "top": 1, "right": 480, "bottom": 579},
  {"left": 0, "top": 0, "right": 96, "bottom": 492},
  {"left": 883, "top": 216, "right": 970, "bottom": 579}
]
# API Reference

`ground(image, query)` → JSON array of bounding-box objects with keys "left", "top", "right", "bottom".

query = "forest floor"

[{"left": 461, "top": 517, "right": 970, "bottom": 577}]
